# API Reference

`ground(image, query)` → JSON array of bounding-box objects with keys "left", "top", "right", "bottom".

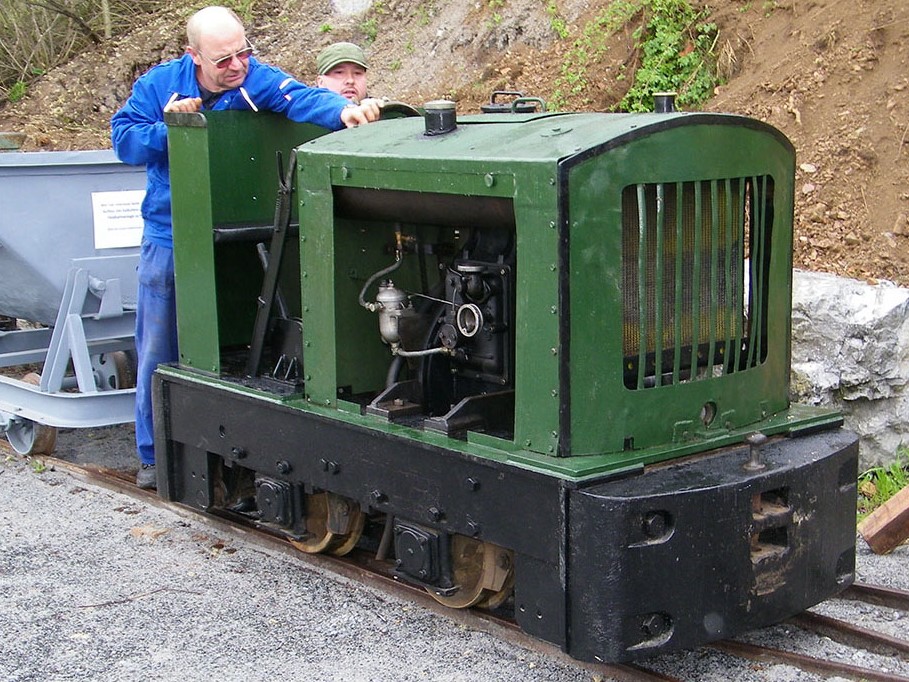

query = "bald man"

[{"left": 111, "top": 6, "right": 380, "bottom": 489}]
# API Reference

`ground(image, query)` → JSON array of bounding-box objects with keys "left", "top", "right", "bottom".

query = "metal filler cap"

[
  {"left": 423, "top": 99, "right": 457, "bottom": 136},
  {"left": 653, "top": 92, "right": 677, "bottom": 113}
]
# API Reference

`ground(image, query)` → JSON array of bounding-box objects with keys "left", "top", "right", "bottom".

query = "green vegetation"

[
  {"left": 485, "top": 0, "right": 505, "bottom": 28},
  {"left": 0, "top": 0, "right": 167, "bottom": 101},
  {"left": 224, "top": 0, "right": 258, "bottom": 23},
  {"left": 550, "top": 0, "right": 719, "bottom": 112},
  {"left": 549, "top": 0, "right": 639, "bottom": 109},
  {"left": 545, "top": 0, "right": 569, "bottom": 39},
  {"left": 359, "top": 1, "right": 387, "bottom": 44},
  {"left": 8, "top": 80, "right": 27, "bottom": 103},
  {"left": 319, "top": 23, "right": 332, "bottom": 33},
  {"left": 29, "top": 457, "right": 47, "bottom": 474},
  {"left": 622, "top": 0, "right": 718, "bottom": 112},
  {"left": 360, "top": 17, "right": 379, "bottom": 43},
  {"left": 416, "top": 0, "right": 437, "bottom": 27},
  {"left": 858, "top": 449, "right": 909, "bottom": 521}
]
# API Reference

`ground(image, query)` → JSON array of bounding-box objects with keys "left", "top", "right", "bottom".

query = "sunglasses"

[{"left": 200, "top": 41, "right": 255, "bottom": 69}]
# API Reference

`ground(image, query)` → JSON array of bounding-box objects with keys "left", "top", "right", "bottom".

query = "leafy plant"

[
  {"left": 549, "top": 0, "right": 720, "bottom": 113},
  {"left": 545, "top": 0, "right": 569, "bottom": 40},
  {"left": 620, "top": 0, "right": 719, "bottom": 112},
  {"left": 549, "top": 0, "right": 639, "bottom": 110},
  {"left": 360, "top": 17, "right": 379, "bottom": 43},
  {"left": 858, "top": 449, "right": 909, "bottom": 521},
  {"left": 29, "top": 457, "right": 47, "bottom": 474},
  {"left": 319, "top": 23, "right": 332, "bottom": 33},
  {"left": 484, "top": 0, "right": 505, "bottom": 28},
  {"left": 8, "top": 80, "right": 27, "bottom": 102}
]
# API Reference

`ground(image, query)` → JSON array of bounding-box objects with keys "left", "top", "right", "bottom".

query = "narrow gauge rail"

[{"left": 36, "top": 455, "right": 909, "bottom": 682}]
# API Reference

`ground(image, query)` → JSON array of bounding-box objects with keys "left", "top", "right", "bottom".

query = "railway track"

[{"left": 22, "top": 453, "right": 909, "bottom": 682}]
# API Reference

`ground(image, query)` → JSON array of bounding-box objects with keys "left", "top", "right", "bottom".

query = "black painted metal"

[
  {"left": 245, "top": 150, "right": 297, "bottom": 379},
  {"left": 154, "top": 370, "right": 858, "bottom": 662},
  {"left": 153, "top": 369, "right": 570, "bottom": 645},
  {"left": 155, "top": 371, "right": 563, "bottom": 559},
  {"left": 566, "top": 428, "right": 859, "bottom": 662}
]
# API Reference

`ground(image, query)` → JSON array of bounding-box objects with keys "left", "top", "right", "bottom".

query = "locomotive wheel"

[
  {"left": 427, "top": 536, "right": 515, "bottom": 609},
  {"left": 289, "top": 492, "right": 336, "bottom": 553},
  {"left": 289, "top": 492, "right": 365, "bottom": 555},
  {"left": 328, "top": 505, "right": 366, "bottom": 556},
  {"left": 475, "top": 563, "right": 515, "bottom": 610},
  {"left": 5, "top": 373, "right": 58, "bottom": 456}
]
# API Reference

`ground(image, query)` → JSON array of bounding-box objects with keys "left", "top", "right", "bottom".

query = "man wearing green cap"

[{"left": 316, "top": 42, "right": 369, "bottom": 104}]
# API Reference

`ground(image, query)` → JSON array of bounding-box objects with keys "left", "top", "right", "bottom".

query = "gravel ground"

[{"left": 1, "top": 425, "right": 908, "bottom": 682}]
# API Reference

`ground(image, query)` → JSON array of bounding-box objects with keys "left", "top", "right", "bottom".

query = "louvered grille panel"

[{"left": 621, "top": 177, "right": 772, "bottom": 389}]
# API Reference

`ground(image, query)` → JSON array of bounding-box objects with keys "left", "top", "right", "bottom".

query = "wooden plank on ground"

[{"left": 858, "top": 485, "right": 909, "bottom": 555}]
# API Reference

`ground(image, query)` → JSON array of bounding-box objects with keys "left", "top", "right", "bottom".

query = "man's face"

[
  {"left": 190, "top": 26, "right": 250, "bottom": 93},
  {"left": 317, "top": 62, "right": 367, "bottom": 103}
]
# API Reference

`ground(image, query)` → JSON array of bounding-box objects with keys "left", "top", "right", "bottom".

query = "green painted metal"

[
  {"left": 167, "top": 111, "right": 328, "bottom": 374},
  {"left": 563, "top": 121, "right": 795, "bottom": 460},
  {"left": 165, "top": 107, "right": 839, "bottom": 478}
]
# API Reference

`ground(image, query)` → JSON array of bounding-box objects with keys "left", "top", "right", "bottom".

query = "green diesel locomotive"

[{"left": 155, "top": 98, "right": 857, "bottom": 663}]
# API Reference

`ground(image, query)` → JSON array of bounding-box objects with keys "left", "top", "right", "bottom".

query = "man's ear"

[
  {"left": 316, "top": 75, "right": 325, "bottom": 88},
  {"left": 186, "top": 46, "right": 202, "bottom": 65}
]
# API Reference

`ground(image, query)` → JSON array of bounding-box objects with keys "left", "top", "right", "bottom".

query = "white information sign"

[{"left": 92, "top": 189, "right": 145, "bottom": 249}]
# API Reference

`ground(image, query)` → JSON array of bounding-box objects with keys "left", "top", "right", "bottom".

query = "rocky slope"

[{"left": 1, "top": 0, "right": 907, "bottom": 286}]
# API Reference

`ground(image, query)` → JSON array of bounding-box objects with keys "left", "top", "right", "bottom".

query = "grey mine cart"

[{"left": 0, "top": 149, "right": 145, "bottom": 455}]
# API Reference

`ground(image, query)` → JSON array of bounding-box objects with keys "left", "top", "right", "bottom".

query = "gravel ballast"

[{"left": 1, "top": 426, "right": 907, "bottom": 682}]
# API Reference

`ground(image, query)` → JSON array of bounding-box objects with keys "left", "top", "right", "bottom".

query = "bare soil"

[{"left": 1, "top": 0, "right": 907, "bottom": 287}]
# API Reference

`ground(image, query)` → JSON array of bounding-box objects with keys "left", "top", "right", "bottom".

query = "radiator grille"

[{"left": 621, "top": 177, "right": 773, "bottom": 390}]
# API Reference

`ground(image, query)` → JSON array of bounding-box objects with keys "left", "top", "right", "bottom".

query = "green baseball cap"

[{"left": 317, "top": 42, "right": 368, "bottom": 75}]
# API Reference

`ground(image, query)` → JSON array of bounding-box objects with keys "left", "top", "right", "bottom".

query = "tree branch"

[{"left": 26, "top": 0, "right": 103, "bottom": 44}]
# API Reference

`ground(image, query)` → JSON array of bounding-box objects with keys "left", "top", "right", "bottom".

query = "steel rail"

[
  {"left": 709, "top": 639, "right": 909, "bottom": 682},
  {"left": 788, "top": 610, "right": 909, "bottom": 660},
  {"left": 27, "top": 453, "right": 909, "bottom": 682},
  {"left": 842, "top": 582, "right": 909, "bottom": 612},
  {"left": 34, "top": 455, "right": 681, "bottom": 682}
]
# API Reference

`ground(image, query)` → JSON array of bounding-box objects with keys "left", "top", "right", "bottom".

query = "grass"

[
  {"left": 857, "top": 449, "right": 909, "bottom": 521},
  {"left": 8, "top": 80, "right": 27, "bottom": 103}
]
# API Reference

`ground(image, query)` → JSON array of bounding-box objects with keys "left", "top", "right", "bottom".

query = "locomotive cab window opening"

[
  {"left": 330, "top": 187, "right": 518, "bottom": 441},
  {"left": 620, "top": 175, "right": 775, "bottom": 390}
]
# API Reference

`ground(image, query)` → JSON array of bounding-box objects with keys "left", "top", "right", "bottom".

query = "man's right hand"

[
  {"left": 164, "top": 97, "right": 202, "bottom": 114},
  {"left": 340, "top": 100, "right": 382, "bottom": 127}
]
